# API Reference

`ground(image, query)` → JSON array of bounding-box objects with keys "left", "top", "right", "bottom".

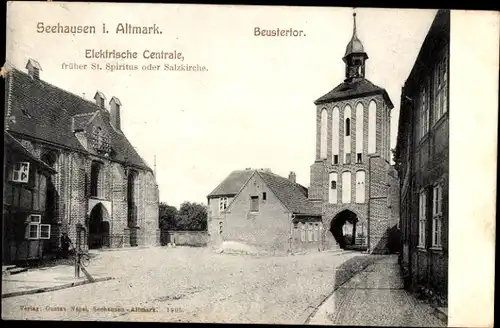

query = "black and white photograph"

[{"left": 1, "top": 2, "right": 497, "bottom": 327}]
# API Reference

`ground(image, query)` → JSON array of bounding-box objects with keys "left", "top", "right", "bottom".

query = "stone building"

[
  {"left": 395, "top": 9, "right": 449, "bottom": 303},
  {"left": 309, "top": 12, "right": 400, "bottom": 253},
  {"left": 3, "top": 60, "right": 160, "bottom": 255}
]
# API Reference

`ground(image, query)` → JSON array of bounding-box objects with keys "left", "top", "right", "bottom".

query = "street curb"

[
  {"left": 1, "top": 276, "right": 115, "bottom": 299},
  {"left": 301, "top": 255, "right": 389, "bottom": 324}
]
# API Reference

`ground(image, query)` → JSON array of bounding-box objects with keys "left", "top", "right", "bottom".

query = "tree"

[
  {"left": 158, "top": 202, "right": 178, "bottom": 230},
  {"left": 176, "top": 202, "right": 208, "bottom": 231}
]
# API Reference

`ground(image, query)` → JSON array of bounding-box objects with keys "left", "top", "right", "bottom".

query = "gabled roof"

[
  {"left": 257, "top": 171, "right": 321, "bottom": 216},
  {"left": 4, "top": 132, "right": 57, "bottom": 175},
  {"left": 314, "top": 78, "right": 394, "bottom": 108},
  {"left": 5, "top": 67, "right": 151, "bottom": 171},
  {"left": 207, "top": 169, "right": 255, "bottom": 198}
]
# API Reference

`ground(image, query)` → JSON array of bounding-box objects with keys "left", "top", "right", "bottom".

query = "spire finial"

[{"left": 353, "top": 9, "right": 357, "bottom": 37}]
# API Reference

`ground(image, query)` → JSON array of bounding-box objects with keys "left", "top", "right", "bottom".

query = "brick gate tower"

[{"left": 309, "top": 11, "right": 399, "bottom": 254}]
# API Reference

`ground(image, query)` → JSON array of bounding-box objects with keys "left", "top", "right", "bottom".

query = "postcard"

[{"left": 2, "top": 2, "right": 497, "bottom": 327}]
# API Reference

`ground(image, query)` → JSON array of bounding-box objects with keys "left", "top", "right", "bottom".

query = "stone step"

[{"left": 2, "top": 266, "right": 28, "bottom": 276}]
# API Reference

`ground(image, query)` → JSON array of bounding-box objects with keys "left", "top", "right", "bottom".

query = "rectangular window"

[
  {"left": 219, "top": 197, "right": 228, "bottom": 212},
  {"left": 25, "top": 215, "right": 45, "bottom": 240},
  {"left": 300, "top": 223, "right": 306, "bottom": 242},
  {"left": 345, "top": 153, "right": 351, "bottom": 165},
  {"left": 432, "top": 183, "right": 443, "bottom": 247},
  {"left": 418, "top": 190, "right": 427, "bottom": 247},
  {"left": 29, "top": 214, "right": 42, "bottom": 223},
  {"left": 250, "top": 196, "right": 259, "bottom": 212},
  {"left": 433, "top": 52, "right": 448, "bottom": 125},
  {"left": 40, "top": 224, "right": 51, "bottom": 239},
  {"left": 333, "top": 155, "right": 339, "bottom": 164},
  {"left": 419, "top": 79, "right": 429, "bottom": 140},
  {"left": 11, "top": 162, "right": 30, "bottom": 183},
  {"left": 262, "top": 192, "right": 267, "bottom": 201},
  {"left": 26, "top": 223, "right": 39, "bottom": 239},
  {"left": 356, "top": 153, "right": 362, "bottom": 163}
]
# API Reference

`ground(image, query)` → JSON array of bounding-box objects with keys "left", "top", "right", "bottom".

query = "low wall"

[{"left": 161, "top": 230, "right": 208, "bottom": 247}]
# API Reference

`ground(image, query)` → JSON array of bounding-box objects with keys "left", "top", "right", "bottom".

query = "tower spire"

[{"left": 353, "top": 9, "right": 357, "bottom": 37}]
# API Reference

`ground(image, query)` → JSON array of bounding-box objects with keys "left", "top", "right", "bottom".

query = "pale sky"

[{"left": 7, "top": 3, "right": 437, "bottom": 208}]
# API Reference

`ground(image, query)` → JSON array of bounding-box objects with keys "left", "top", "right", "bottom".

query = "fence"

[{"left": 160, "top": 230, "right": 208, "bottom": 247}]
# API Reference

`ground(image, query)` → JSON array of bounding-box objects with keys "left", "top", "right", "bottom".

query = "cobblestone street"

[
  {"left": 2, "top": 247, "right": 360, "bottom": 324},
  {"left": 308, "top": 256, "right": 446, "bottom": 327}
]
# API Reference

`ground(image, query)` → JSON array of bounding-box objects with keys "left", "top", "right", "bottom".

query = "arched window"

[
  {"left": 329, "top": 172, "right": 338, "bottom": 204},
  {"left": 342, "top": 171, "right": 351, "bottom": 204},
  {"left": 368, "top": 100, "right": 377, "bottom": 153},
  {"left": 127, "top": 171, "right": 138, "bottom": 227},
  {"left": 90, "top": 161, "right": 102, "bottom": 198},
  {"left": 320, "top": 108, "right": 328, "bottom": 159},
  {"left": 356, "top": 103, "right": 364, "bottom": 162},
  {"left": 331, "top": 107, "right": 339, "bottom": 164},
  {"left": 343, "top": 105, "right": 352, "bottom": 164},
  {"left": 355, "top": 171, "right": 366, "bottom": 203}
]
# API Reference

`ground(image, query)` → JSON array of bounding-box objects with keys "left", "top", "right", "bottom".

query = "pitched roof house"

[{"left": 207, "top": 169, "right": 322, "bottom": 255}]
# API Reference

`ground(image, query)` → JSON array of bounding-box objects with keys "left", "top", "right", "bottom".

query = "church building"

[
  {"left": 3, "top": 60, "right": 160, "bottom": 264},
  {"left": 309, "top": 12, "right": 400, "bottom": 253}
]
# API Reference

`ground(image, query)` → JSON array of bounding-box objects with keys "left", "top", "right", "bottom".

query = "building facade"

[
  {"left": 4, "top": 60, "right": 160, "bottom": 259},
  {"left": 395, "top": 9, "right": 449, "bottom": 303},
  {"left": 207, "top": 169, "right": 321, "bottom": 255},
  {"left": 309, "top": 13, "right": 400, "bottom": 253},
  {"left": 3, "top": 132, "right": 57, "bottom": 264}
]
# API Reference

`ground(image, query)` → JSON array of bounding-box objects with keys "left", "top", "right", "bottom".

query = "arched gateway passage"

[
  {"left": 330, "top": 210, "right": 359, "bottom": 249},
  {"left": 88, "top": 203, "right": 110, "bottom": 249}
]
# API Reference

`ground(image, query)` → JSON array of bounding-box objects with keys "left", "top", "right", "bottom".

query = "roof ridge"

[
  {"left": 222, "top": 170, "right": 257, "bottom": 213},
  {"left": 255, "top": 171, "right": 291, "bottom": 212},
  {"left": 11, "top": 67, "right": 109, "bottom": 113}
]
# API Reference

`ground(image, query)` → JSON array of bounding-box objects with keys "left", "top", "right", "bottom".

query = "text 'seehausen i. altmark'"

[{"left": 36, "top": 22, "right": 163, "bottom": 34}]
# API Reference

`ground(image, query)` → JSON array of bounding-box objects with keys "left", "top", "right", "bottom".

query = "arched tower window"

[
  {"left": 355, "top": 170, "right": 366, "bottom": 203},
  {"left": 342, "top": 171, "right": 351, "bottom": 204},
  {"left": 368, "top": 100, "right": 377, "bottom": 154},
  {"left": 331, "top": 107, "right": 340, "bottom": 164},
  {"left": 329, "top": 172, "right": 338, "bottom": 204},
  {"left": 343, "top": 105, "right": 352, "bottom": 164},
  {"left": 320, "top": 108, "right": 328, "bottom": 159},
  {"left": 356, "top": 103, "right": 364, "bottom": 162},
  {"left": 127, "top": 171, "right": 138, "bottom": 228},
  {"left": 90, "top": 161, "right": 102, "bottom": 198}
]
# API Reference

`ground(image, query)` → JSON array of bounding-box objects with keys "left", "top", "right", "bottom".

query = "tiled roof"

[
  {"left": 314, "top": 78, "right": 394, "bottom": 109},
  {"left": 207, "top": 169, "right": 255, "bottom": 198},
  {"left": 257, "top": 171, "right": 321, "bottom": 216},
  {"left": 4, "top": 131, "right": 57, "bottom": 175},
  {"left": 5, "top": 68, "right": 151, "bottom": 171}
]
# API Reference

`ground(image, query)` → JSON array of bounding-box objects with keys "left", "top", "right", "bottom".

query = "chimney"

[
  {"left": 26, "top": 59, "right": 42, "bottom": 80},
  {"left": 109, "top": 96, "right": 122, "bottom": 130},
  {"left": 288, "top": 171, "right": 296, "bottom": 183},
  {"left": 94, "top": 91, "right": 106, "bottom": 109}
]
